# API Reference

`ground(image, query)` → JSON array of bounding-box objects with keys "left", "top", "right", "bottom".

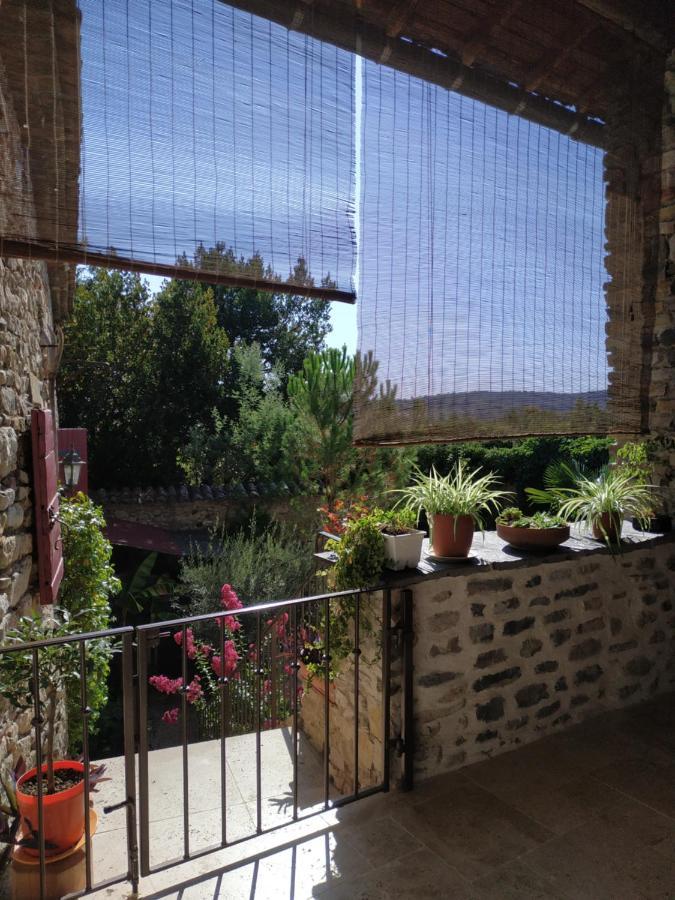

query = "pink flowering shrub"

[{"left": 150, "top": 583, "right": 303, "bottom": 730}]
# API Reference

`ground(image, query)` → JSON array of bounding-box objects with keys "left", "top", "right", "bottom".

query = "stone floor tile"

[
  {"left": 462, "top": 737, "right": 581, "bottom": 797},
  {"left": 469, "top": 858, "right": 568, "bottom": 900},
  {"left": 483, "top": 775, "right": 622, "bottom": 835},
  {"left": 522, "top": 818, "right": 675, "bottom": 900},
  {"left": 590, "top": 758, "right": 675, "bottom": 819},
  {"left": 390, "top": 777, "right": 552, "bottom": 881},
  {"left": 329, "top": 814, "right": 424, "bottom": 867},
  {"left": 322, "top": 849, "right": 472, "bottom": 900},
  {"left": 592, "top": 793, "right": 675, "bottom": 860}
]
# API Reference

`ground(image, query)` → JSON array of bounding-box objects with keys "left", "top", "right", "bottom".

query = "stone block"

[
  {"left": 503, "top": 616, "right": 535, "bottom": 636},
  {"left": 624, "top": 656, "right": 654, "bottom": 677},
  {"left": 574, "top": 664, "right": 604, "bottom": 684},
  {"left": 476, "top": 696, "right": 504, "bottom": 723},
  {"left": 535, "top": 660, "right": 558, "bottom": 674},
  {"left": 474, "top": 648, "right": 507, "bottom": 669},
  {"left": 0, "top": 427, "right": 17, "bottom": 479},
  {"left": 516, "top": 683, "right": 549, "bottom": 708},
  {"left": 536, "top": 701, "right": 561, "bottom": 719},
  {"left": 569, "top": 638, "right": 602, "bottom": 661},
  {"left": 550, "top": 628, "right": 572, "bottom": 647},
  {"left": 469, "top": 623, "right": 494, "bottom": 644},
  {"left": 467, "top": 577, "right": 513, "bottom": 595},
  {"left": 520, "top": 638, "right": 543, "bottom": 658},
  {"left": 473, "top": 667, "right": 521, "bottom": 693}
]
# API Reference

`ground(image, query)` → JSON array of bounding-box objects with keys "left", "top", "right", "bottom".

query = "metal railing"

[
  {"left": 135, "top": 587, "right": 393, "bottom": 877},
  {"left": 0, "top": 584, "right": 414, "bottom": 896},
  {"left": 0, "top": 625, "right": 139, "bottom": 899}
]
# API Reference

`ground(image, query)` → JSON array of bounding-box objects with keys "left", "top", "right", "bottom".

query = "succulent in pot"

[
  {"left": 393, "top": 462, "right": 511, "bottom": 558},
  {"left": 0, "top": 609, "right": 110, "bottom": 857},
  {"left": 496, "top": 508, "right": 570, "bottom": 550},
  {"left": 377, "top": 508, "right": 425, "bottom": 571}
]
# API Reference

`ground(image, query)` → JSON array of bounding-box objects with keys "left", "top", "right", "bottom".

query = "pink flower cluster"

[
  {"left": 174, "top": 627, "right": 198, "bottom": 659},
  {"left": 220, "top": 584, "right": 243, "bottom": 632},
  {"left": 149, "top": 674, "right": 182, "bottom": 695},
  {"left": 162, "top": 708, "right": 179, "bottom": 725},
  {"left": 211, "top": 640, "right": 239, "bottom": 678}
]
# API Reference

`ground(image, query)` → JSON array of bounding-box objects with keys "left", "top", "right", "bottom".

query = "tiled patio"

[{"left": 83, "top": 691, "right": 675, "bottom": 900}]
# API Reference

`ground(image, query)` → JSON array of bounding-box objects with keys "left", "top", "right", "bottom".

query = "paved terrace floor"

[{"left": 30, "top": 691, "right": 675, "bottom": 898}]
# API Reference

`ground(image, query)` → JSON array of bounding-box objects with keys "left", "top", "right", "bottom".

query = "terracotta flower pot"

[
  {"left": 497, "top": 523, "right": 570, "bottom": 550},
  {"left": 430, "top": 514, "right": 474, "bottom": 557},
  {"left": 592, "top": 512, "right": 622, "bottom": 543},
  {"left": 16, "top": 760, "right": 86, "bottom": 857}
]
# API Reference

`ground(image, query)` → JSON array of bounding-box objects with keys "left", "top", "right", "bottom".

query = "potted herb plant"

[
  {"left": 377, "top": 508, "right": 425, "bottom": 571},
  {"left": 529, "top": 466, "right": 656, "bottom": 546},
  {"left": 496, "top": 507, "right": 570, "bottom": 550},
  {"left": 394, "top": 462, "right": 510, "bottom": 558},
  {"left": 0, "top": 609, "right": 108, "bottom": 857}
]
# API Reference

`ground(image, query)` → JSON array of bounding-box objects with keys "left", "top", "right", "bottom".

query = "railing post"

[
  {"left": 400, "top": 589, "right": 414, "bottom": 792},
  {"left": 137, "top": 628, "right": 150, "bottom": 876},
  {"left": 122, "top": 631, "right": 140, "bottom": 893},
  {"left": 382, "top": 589, "right": 392, "bottom": 793}
]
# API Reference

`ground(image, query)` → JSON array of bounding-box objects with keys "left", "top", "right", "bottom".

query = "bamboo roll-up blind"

[
  {"left": 0, "top": 0, "right": 356, "bottom": 301},
  {"left": 354, "top": 61, "right": 642, "bottom": 444}
]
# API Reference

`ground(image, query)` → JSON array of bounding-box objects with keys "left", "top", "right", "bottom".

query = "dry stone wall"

[
  {"left": 0, "top": 51, "right": 65, "bottom": 777},
  {"left": 411, "top": 538, "right": 675, "bottom": 781},
  {"left": 300, "top": 538, "right": 675, "bottom": 794}
]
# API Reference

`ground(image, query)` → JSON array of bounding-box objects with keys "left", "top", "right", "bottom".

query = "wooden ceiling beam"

[
  {"left": 224, "top": 0, "right": 606, "bottom": 147},
  {"left": 523, "top": 20, "right": 597, "bottom": 93},
  {"left": 573, "top": 0, "right": 671, "bottom": 53},
  {"left": 384, "top": 0, "right": 421, "bottom": 38},
  {"left": 460, "top": 0, "right": 525, "bottom": 67}
]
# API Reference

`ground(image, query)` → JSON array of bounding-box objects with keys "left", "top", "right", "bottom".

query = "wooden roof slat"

[
  {"left": 524, "top": 20, "right": 598, "bottom": 92},
  {"left": 460, "top": 0, "right": 525, "bottom": 66}
]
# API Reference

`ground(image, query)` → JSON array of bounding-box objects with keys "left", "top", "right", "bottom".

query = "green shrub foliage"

[{"left": 59, "top": 494, "right": 120, "bottom": 753}]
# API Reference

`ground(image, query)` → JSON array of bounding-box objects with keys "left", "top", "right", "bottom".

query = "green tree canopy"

[
  {"left": 59, "top": 268, "right": 230, "bottom": 486},
  {"left": 173, "top": 246, "right": 332, "bottom": 379}
]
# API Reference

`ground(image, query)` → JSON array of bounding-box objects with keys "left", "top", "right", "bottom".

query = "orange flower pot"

[
  {"left": 430, "top": 514, "right": 474, "bottom": 557},
  {"left": 16, "top": 760, "right": 86, "bottom": 857}
]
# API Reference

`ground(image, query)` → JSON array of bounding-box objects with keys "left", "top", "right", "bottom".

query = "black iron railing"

[
  {"left": 0, "top": 625, "right": 139, "bottom": 899},
  {"left": 0, "top": 584, "right": 414, "bottom": 896},
  {"left": 135, "top": 587, "right": 393, "bottom": 877}
]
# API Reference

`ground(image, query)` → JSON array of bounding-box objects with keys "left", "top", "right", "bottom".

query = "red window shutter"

[{"left": 31, "top": 409, "right": 64, "bottom": 605}]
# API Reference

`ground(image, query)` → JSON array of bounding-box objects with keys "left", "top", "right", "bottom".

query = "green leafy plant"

[
  {"left": 326, "top": 516, "right": 386, "bottom": 591},
  {"left": 59, "top": 494, "right": 120, "bottom": 753},
  {"left": 179, "top": 517, "right": 316, "bottom": 617},
  {"left": 377, "top": 506, "right": 418, "bottom": 535},
  {"left": 114, "top": 552, "right": 175, "bottom": 625},
  {"left": 393, "top": 462, "right": 510, "bottom": 527},
  {"left": 0, "top": 609, "right": 108, "bottom": 793},
  {"left": 528, "top": 466, "right": 656, "bottom": 545},
  {"left": 615, "top": 441, "right": 650, "bottom": 485},
  {"left": 496, "top": 507, "right": 566, "bottom": 528}
]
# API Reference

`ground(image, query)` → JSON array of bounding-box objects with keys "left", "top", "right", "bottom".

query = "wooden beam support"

[
  {"left": 385, "top": 0, "right": 420, "bottom": 39},
  {"left": 460, "top": 0, "right": 524, "bottom": 67},
  {"left": 523, "top": 20, "right": 597, "bottom": 93},
  {"left": 574, "top": 0, "right": 671, "bottom": 52},
  {"left": 225, "top": 0, "right": 606, "bottom": 148}
]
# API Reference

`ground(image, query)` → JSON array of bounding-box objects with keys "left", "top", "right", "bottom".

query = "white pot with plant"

[
  {"left": 377, "top": 508, "right": 426, "bottom": 571},
  {"left": 393, "top": 462, "right": 510, "bottom": 558}
]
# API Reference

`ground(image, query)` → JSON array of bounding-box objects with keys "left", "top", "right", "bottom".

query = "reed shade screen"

[
  {"left": 0, "top": 0, "right": 356, "bottom": 301},
  {"left": 354, "top": 63, "right": 640, "bottom": 445}
]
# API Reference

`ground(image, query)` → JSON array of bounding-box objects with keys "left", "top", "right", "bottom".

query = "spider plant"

[
  {"left": 531, "top": 466, "right": 655, "bottom": 545},
  {"left": 393, "top": 462, "right": 510, "bottom": 528}
]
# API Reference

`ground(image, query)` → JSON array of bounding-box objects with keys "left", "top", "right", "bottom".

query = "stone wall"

[
  {"left": 411, "top": 537, "right": 675, "bottom": 781},
  {"left": 651, "top": 50, "right": 675, "bottom": 513},
  {"left": 99, "top": 493, "right": 321, "bottom": 534},
  {"left": 302, "top": 535, "right": 675, "bottom": 793},
  {"left": 0, "top": 48, "right": 65, "bottom": 776},
  {"left": 298, "top": 597, "right": 399, "bottom": 796}
]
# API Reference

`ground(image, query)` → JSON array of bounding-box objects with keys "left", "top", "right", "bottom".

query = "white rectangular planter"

[{"left": 383, "top": 529, "right": 426, "bottom": 571}]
